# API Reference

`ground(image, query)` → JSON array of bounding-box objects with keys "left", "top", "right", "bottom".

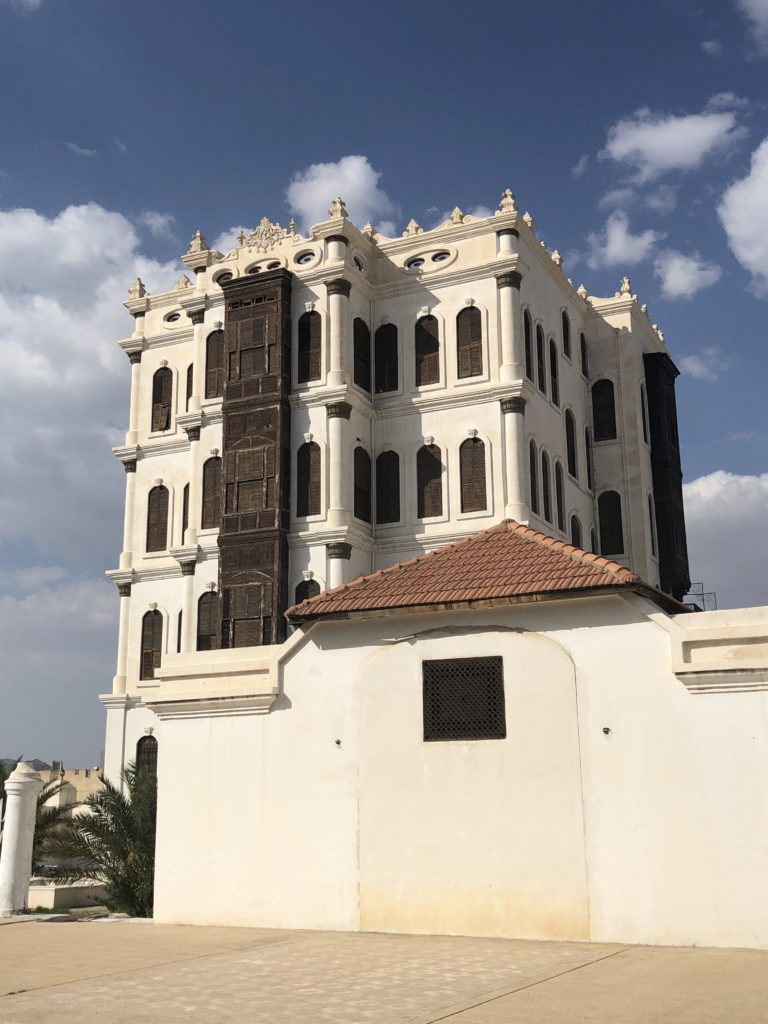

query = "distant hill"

[{"left": 1, "top": 757, "right": 51, "bottom": 772}]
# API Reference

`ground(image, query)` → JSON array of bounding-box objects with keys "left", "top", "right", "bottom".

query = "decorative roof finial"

[
  {"left": 551, "top": 249, "right": 563, "bottom": 267},
  {"left": 362, "top": 220, "right": 376, "bottom": 236},
  {"left": 128, "top": 277, "right": 147, "bottom": 299},
  {"left": 328, "top": 196, "right": 348, "bottom": 218},
  {"left": 175, "top": 274, "right": 193, "bottom": 290},
  {"left": 619, "top": 275, "right": 632, "bottom": 295},
  {"left": 451, "top": 206, "right": 465, "bottom": 224},
  {"left": 236, "top": 229, "right": 246, "bottom": 246},
  {"left": 497, "top": 188, "right": 517, "bottom": 215},
  {"left": 288, "top": 218, "right": 297, "bottom": 235},
  {"left": 522, "top": 211, "right": 535, "bottom": 229},
  {"left": 403, "top": 218, "right": 423, "bottom": 237},
  {"left": 577, "top": 283, "right": 588, "bottom": 299},
  {"left": 187, "top": 229, "right": 209, "bottom": 254}
]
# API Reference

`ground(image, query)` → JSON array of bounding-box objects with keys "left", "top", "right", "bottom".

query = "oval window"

[
  {"left": 432, "top": 251, "right": 451, "bottom": 263},
  {"left": 267, "top": 261, "right": 281, "bottom": 270},
  {"left": 246, "top": 265, "right": 261, "bottom": 275},
  {"left": 295, "top": 251, "right": 316, "bottom": 265},
  {"left": 406, "top": 257, "right": 425, "bottom": 270},
  {"left": 165, "top": 312, "right": 181, "bottom": 323},
  {"left": 215, "top": 272, "right": 233, "bottom": 285}
]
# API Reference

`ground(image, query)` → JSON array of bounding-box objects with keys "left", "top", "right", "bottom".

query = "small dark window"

[
  {"left": 196, "top": 591, "right": 219, "bottom": 651},
  {"left": 177, "top": 609, "right": 183, "bottom": 654},
  {"left": 580, "top": 332, "right": 589, "bottom": 377},
  {"left": 297, "top": 311, "right": 322, "bottom": 384},
  {"left": 353, "top": 318, "right": 371, "bottom": 393},
  {"left": 640, "top": 384, "right": 649, "bottom": 445},
  {"left": 354, "top": 447, "right": 372, "bottom": 523},
  {"left": 529, "top": 440, "right": 539, "bottom": 515},
  {"left": 415, "top": 315, "right": 440, "bottom": 386},
  {"left": 524, "top": 310, "right": 534, "bottom": 381},
  {"left": 592, "top": 380, "right": 617, "bottom": 441},
  {"left": 201, "top": 457, "right": 222, "bottom": 530},
  {"left": 459, "top": 437, "right": 487, "bottom": 513},
  {"left": 296, "top": 442, "right": 321, "bottom": 518},
  {"left": 139, "top": 610, "right": 162, "bottom": 680},
  {"left": 376, "top": 450, "right": 400, "bottom": 524},
  {"left": 151, "top": 367, "right": 172, "bottom": 432},
  {"left": 456, "top": 306, "right": 483, "bottom": 378},
  {"left": 541, "top": 451, "right": 552, "bottom": 523},
  {"left": 432, "top": 250, "right": 451, "bottom": 262},
  {"left": 267, "top": 261, "right": 280, "bottom": 270},
  {"left": 648, "top": 494, "right": 658, "bottom": 557},
  {"left": 181, "top": 482, "right": 189, "bottom": 540},
  {"left": 185, "top": 363, "right": 193, "bottom": 411},
  {"left": 562, "top": 312, "right": 571, "bottom": 358},
  {"left": 220, "top": 584, "right": 264, "bottom": 649},
  {"left": 406, "top": 257, "right": 425, "bottom": 269},
  {"left": 584, "top": 428, "right": 595, "bottom": 490},
  {"left": 555, "top": 461, "right": 565, "bottom": 531},
  {"left": 215, "top": 272, "right": 232, "bottom": 286},
  {"left": 423, "top": 656, "right": 506, "bottom": 741},
  {"left": 549, "top": 339, "right": 559, "bottom": 406},
  {"left": 205, "top": 332, "right": 224, "bottom": 399},
  {"left": 417, "top": 444, "right": 442, "bottom": 518},
  {"left": 536, "top": 325, "right": 546, "bottom": 394},
  {"left": 295, "top": 578, "right": 320, "bottom": 604},
  {"left": 146, "top": 485, "right": 169, "bottom": 552},
  {"left": 374, "top": 324, "right": 398, "bottom": 393},
  {"left": 598, "top": 491, "right": 624, "bottom": 555},
  {"left": 571, "top": 515, "right": 582, "bottom": 549},
  {"left": 296, "top": 251, "right": 315, "bottom": 265},
  {"left": 565, "top": 411, "right": 578, "bottom": 478},
  {"left": 135, "top": 735, "right": 158, "bottom": 775}
]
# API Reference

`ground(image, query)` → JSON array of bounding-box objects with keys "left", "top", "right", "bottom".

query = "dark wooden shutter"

[
  {"left": 549, "top": 340, "right": 559, "bottom": 406},
  {"left": 415, "top": 316, "right": 440, "bottom": 386},
  {"left": 592, "top": 380, "right": 617, "bottom": 440},
  {"left": 182, "top": 483, "right": 189, "bottom": 539},
  {"left": 136, "top": 735, "right": 158, "bottom": 775},
  {"left": 580, "top": 332, "right": 589, "bottom": 376},
  {"left": 529, "top": 441, "right": 539, "bottom": 514},
  {"left": 566, "top": 412, "right": 578, "bottom": 478},
  {"left": 146, "top": 486, "right": 169, "bottom": 552},
  {"left": 456, "top": 307, "right": 483, "bottom": 379},
  {"left": 375, "top": 451, "right": 400, "bottom": 524},
  {"left": 295, "top": 579, "right": 320, "bottom": 603},
  {"left": 140, "top": 610, "right": 162, "bottom": 680},
  {"left": 640, "top": 385, "right": 649, "bottom": 444},
  {"left": 417, "top": 444, "right": 442, "bottom": 518},
  {"left": 570, "top": 515, "right": 582, "bottom": 548},
  {"left": 201, "top": 457, "right": 222, "bottom": 529},
  {"left": 221, "top": 583, "right": 265, "bottom": 649},
  {"left": 297, "top": 312, "right": 321, "bottom": 383},
  {"left": 541, "top": 452, "right": 552, "bottom": 523},
  {"left": 185, "top": 364, "right": 193, "bottom": 411},
  {"left": 197, "top": 592, "right": 220, "bottom": 651},
  {"left": 459, "top": 438, "right": 487, "bottom": 512},
  {"left": 354, "top": 447, "right": 372, "bottom": 523},
  {"left": 598, "top": 491, "right": 624, "bottom": 555},
  {"left": 536, "top": 326, "right": 546, "bottom": 394},
  {"left": 353, "top": 318, "right": 371, "bottom": 393},
  {"left": 151, "top": 368, "right": 172, "bottom": 431},
  {"left": 562, "top": 312, "right": 571, "bottom": 358},
  {"left": 524, "top": 311, "right": 534, "bottom": 381},
  {"left": 205, "top": 331, "right": 224, "bottom": 399},
  {"left": 374, "top": 324, "right": 398, "bottom": 393},
  {"left": 555, "top": 462, "right": 565, "bottom": 530},
  {"left": 296, "top": 442, "right": 320, "bottom": 517},
  {"left": 584, "top": 428, "right": 594, "bottom": 490}
]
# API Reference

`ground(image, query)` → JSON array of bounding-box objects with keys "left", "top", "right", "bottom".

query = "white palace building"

[{"left": 100, "top": 191, "right": 768, "bottom": 948}]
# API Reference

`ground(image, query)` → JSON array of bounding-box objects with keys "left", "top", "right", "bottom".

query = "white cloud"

[
  {"left": 114, "top": 138, "right": 128, "bottom": 154},
  {"left": 718, "top": 136, "right": 768, "bottom": 293},
  {"left": 572, "top": 155, "right": 589, "bottom": 177},
  {"left": 683, "top": 471, "right": 768, "bottom": 608},
  {"left": 137, "top": 210, "right": 176, "bottom": 240},
  {"left": 585, "top": 211, "right": 664, "bottom": 269},
  {"left": 601, "top": 97, "right": 747, "bottom": 183},
  {"left": 702, "top": 39, "right": 723, "bottom": 56},
  {"left": 67, "top": 142, "right": 97, "bottom": 158},
  {"left": 654, "top": 249, "right": 721, "bottom": 299},
  {"left": 285, "top": 155, "right": 398, "bottom": 232},
  {"left": 677, "top": 345, "right": 728, "bottom": 381},
  {"left": 212, "top": 225, "right": 247, "bottom": 254},
  {"left": 735, "top": 0, "right": 768, "bottom": 53},
  {"left": 645, "top": 185, "right": 678, "bottom": 214},
  {"left": 599, "top": 188, "right": 635, "bottom": 210}
]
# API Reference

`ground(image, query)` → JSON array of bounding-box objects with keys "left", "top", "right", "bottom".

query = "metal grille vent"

[{"left": 422, "top": 656, "right": 506, "bottom": 741}]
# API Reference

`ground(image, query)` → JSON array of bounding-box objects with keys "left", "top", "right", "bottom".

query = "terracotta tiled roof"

[{"left": 287, "top": 520, "right": 676, "bottom": 621}]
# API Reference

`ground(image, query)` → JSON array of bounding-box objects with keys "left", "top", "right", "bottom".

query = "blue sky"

[{"left": 1, "top": 0, "right": 767, "bottom": 764}]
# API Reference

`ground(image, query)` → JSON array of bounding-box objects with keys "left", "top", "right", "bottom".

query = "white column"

[
  {"left": 126, "top": 350, "right": 142, "bottom": 445},
  {"left": 327, "top": 543, "right": 351, "bottom": 589},
  {"left": 326, "top": 278, "right": 350, "bottom": 387},
  {"left": 326, "top": 234, "right": 348, "bottom": 263},
  {"left": 0, "top": 763, "right": 44, "bottom": 916},
  {"left": 497, "top": 269, "right": 524, "bottom": 383},
  {"left": 113, "top": 582, "right": 131, "bottom": 694},
  {"left": 188, "top": 308, "right": 207, "bottom": 412},
  {"left": 497, "top": 227, "right": 518, "bottom": 257},
  {"left": 184, "top": 430, "right": 201, "bottom": 546},
  {"left": 501, "top": 396, "right": 529, "bottom": 522},
  {"left": 326, "top": 402, "right": 351, "bottom": 527},
  {"left": 119, "top": 460, "right": 137, "bottom": 571},
  {"left": 180, "top": 565, "right": 197, "bottom": 652}
]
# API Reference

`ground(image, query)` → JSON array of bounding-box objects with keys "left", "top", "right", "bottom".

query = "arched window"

[
  {"left": 584, "top": 428, "right": 594, "bottom": 490},
  {"left": 536, "top": 325, "right": 546, "bottom": 394},
  {"left": 354, "top": 447, "right": 371, "bottom": 523},
  {"left": 296, "top": 442, "right": 321, "bottom": 518},
  {"left": 598, "top": 491, "right": 624, "bottom": 555},
  {"left": 353, "top": 318, "right": 371, "bottom": 392},
  {"left": 205, "top": 331, "right": 225, "bottom": 398},
  {"left": 541, "top": 451, "right": 552, "bottom": 523},
  {"left": 201, "top": 457, "right": 222, "bottom": 530},
  {"left": 592, "top": 379, "right": 617, "bottom": 441},
  {"left": 297, "top": 311, "right": 321, "bottom": 384},
  {"left": 196, "top": 591, "right": 219, "bottom": 651},
  {"left": 565, "top": 411, "right": 578, "bottom": 478},
  {"left": 549, "top": 339, "right": 559, "bottom": 406},
  {"left": 459, "top": 437, "right": 487, "bottom": 512},
  {"left": 181, "top": 483, "right": 189, "bottom": 541},
  {"left": 374, "top": 324, "right": 398, "bottom": 394},
  {"left": 151, "top": 367, "right": 172, "bottom": 432},
  {"left": 580, "top": 332, "right": 589, "bottom": 377},
  {"left": 529, "top": 440, "right": 539, "bottom": 515},
  {"left": 136, "top": 735, "right": 158, "bottom": 775},
  {"left": 456, "top": 306, "right": 483, "bottom": 378},
  {"left": 570, "top": 514, "right": 582, "bottom": 549},
  {"left": 555, "top": 461, "right": 565, "bottom": 531},
  {"left": 376, "top": 451, "right": 400, "bottom": 524},
  {"left": 415, "top": 315, "right": 440, "bottom": 386},
  {"left": 640, "top": 383, "right": 650, "bottom": 445},
  {"left": 417, "top": 444, "right": 442, "bottom": 518},
  {"left": 185, "top": 363, "right": 193, "bottom": 411},
  {"left": 146, "top": 485, "right": 169, "bottom": 552},
  {"left": 295, "top": 578, "right": 320, "bottom": 604},
  {"left": 524, "top": 310, "right": 534, "bottom": 381},
  {"left": 140, "top": 610, "right": 162, "bottom": 680},
  {"left": 648, "top": 494, "right": 658, "bottom": 557},
  {"left": 561, "top": 311, "right": 571, "bottom": 358}
]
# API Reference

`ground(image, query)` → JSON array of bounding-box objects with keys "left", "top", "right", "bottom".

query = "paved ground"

[{"left": 1, "top": 919, "right": 767, "bottom": 1023}]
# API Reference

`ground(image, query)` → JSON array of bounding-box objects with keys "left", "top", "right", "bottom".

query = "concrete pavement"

[{"left": 0, "top": 919, "right": 766, "bottom": 1023}]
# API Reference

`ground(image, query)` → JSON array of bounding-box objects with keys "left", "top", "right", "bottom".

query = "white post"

[
  {"left": 501, "top": 396, "right": 529, "bottom": 522},
  {"left": 326, "top": 402, "right": 352, "bottom": 528},
  {"left": 119, "top": 459, "right": 137, "bottom": 570},
  {"left": 327, "top": 543, "right": 351, "bottom": 589},
  {"left": 126, "top": 351, "right": 142, "bottom": 445},
  {"left": 326, "top": 278, "right": 350, "bottom": 387},
  {"left": 497, "top": 269, "right": 524, "bottom": 384},
  {"left": 113, "top": 581, "right": 131, "bottom": 694},
  {"left": 0, "top": 763, "right": 44, "bottom": 916}
]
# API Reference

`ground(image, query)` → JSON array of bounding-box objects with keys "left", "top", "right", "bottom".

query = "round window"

[
  {"left": 165, "top": 312, "right": 181, "bottom": 323},
  {"left": 406, "top": 257, "right": 425, "bottom": 270},
  {"left": 295, "top": 251, "right": 316, "bottom": 265},
  {"left": 215, "top": 272, "right": 233, "bottom": 285},
  {"left": 266, "top": 261, "right": 281, "bottom": 270},
  {"left": 432, "top": 251, "right": 451, "bottom": 263},
  {"left": 246, "top": 265, "right": 261, "bottom": 275}
]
